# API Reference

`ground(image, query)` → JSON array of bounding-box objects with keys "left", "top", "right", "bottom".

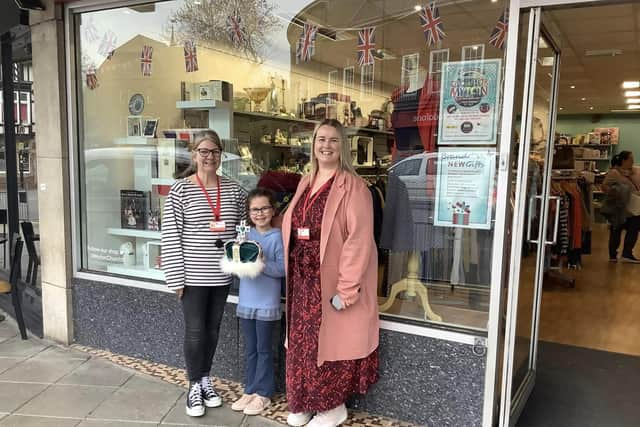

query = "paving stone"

[
  {"left": 0, "top": 414, "right": 81, "bottom": 426},
  {"left": 17, "top": 384, "right": 116, "bottom": 418},
  {"left": 78, "top": 421, "right": 158, "bottom": 427},
  {"left": 0, "top": 357, "right": 25, "bottom": 375},
  {"left": 0, "top": 382, "right": 48, "bottom": 413},
  {"left": 32, "top": 346, "right": 90, "bottom": 361},
  {"left": 58, "top": 359, "right": 133, "bottom": 387},
  {"left": 0, "top": 337, "right": 46, "bottom": 358},
  {"left": 0, "top": 356, "right": 85, "bottom": 383},
  {"left": 161, "top": 397, "right": 244, "bottom": 426}
]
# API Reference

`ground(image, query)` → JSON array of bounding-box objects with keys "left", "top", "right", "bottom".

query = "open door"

[{"left": 498, "top": 7, "right": 562, "bottom": 426}]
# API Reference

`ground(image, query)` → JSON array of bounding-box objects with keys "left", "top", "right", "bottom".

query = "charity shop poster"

[
  {"left": 438, "top": 59, "right": 502, "bottom": 145},
  {"left": 434, "top": 148, "right": 496, "bottom": 230}
]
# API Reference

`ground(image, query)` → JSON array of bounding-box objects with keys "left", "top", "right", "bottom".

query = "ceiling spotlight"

[
  {"left": 491, "top": 0, "right": 498, "bottom": 3},
  {"left": 581, "top": 97, "right": 587, "bottom": 101},
  {"left": 625, "top": 90, "right": 640, "bottom": 97},
  {"left": 589, "top": 106, "right": 594, "bottom": 110},
  {"left": 414, "top": 5, "right": 422, "bottom": 11},
  {"left": 559, "top": 107, "right": 564, "bottom": 110},
  {"left": 622, "top": 81, "right": 640, "bottom": 89},
  {"left": 626, "top": 98, "right": 640, "bottom": 104},
  {"left": 570, "top": 85, "right": 576, "bottom": 89},
  {"left": 628, "top": 105, "right": 640, "bottom": 110}
]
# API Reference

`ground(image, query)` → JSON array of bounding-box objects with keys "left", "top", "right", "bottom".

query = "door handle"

[
  {"left": 545, "top": 196, "right": 561, "bottom": 245},
  {"left": 527, "top": 195, "right": 541, "bottom": 244}
]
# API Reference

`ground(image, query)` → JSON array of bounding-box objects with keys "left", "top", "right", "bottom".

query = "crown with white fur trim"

[{"left": 219, "top": 220, "right": 265, "bottom": 278}]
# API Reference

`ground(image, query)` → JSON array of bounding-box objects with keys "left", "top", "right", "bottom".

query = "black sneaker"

[
  {"left": 621, "top": 254, "right": 640, "bottom": 263},
  {"left": 186, "top": 382, "right": 205, "bottom": 417},
  {"left": 200, "top": 376, "right": 222, "bottom": 408}
]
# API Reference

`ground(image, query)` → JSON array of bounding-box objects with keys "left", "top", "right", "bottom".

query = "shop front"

[{"left": 28, "top": 0, "right": 622, "bottom": 425}]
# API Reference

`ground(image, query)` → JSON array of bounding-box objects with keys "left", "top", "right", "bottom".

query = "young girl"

[{"left": 231, "top": 188, "right": 285, "bottom": 416}]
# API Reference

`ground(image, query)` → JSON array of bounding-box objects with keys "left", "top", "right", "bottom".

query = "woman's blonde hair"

[
  {"left": 310, "top": 119, "right": 357, "bottom": 177},
  {"left": 175, "top": 129, "right": 223, "bottom": 179}
]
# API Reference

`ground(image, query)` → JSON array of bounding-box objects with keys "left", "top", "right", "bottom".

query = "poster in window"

[
  {"left": 434, "top": 148, "right": 496, "bottom": 230},
  {"left": 120, "top": 190, "right": 148, "bottom": 230},
  {"left": 438, "top": 59, "right": 502, "bottom": 145}
]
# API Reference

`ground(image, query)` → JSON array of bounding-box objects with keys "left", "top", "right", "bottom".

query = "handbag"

[{"left": 627, "top": 192, "right": 640, "bottom": 216}]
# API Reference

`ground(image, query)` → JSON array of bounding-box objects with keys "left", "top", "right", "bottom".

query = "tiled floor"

[{"left": 0, "top": 316, "right": 282, "bottom": 427}]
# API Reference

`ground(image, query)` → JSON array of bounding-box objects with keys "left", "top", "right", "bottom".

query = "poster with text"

[
  {"left": 438, "top": 59, "right": 502, "bottom": 145},
  {"left": 434, "top": 148, "right": 496, "bottom": 230}
]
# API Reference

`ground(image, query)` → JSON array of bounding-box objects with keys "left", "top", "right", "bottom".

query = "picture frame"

[
  {"left": 127, "top": 115, "right": 143, "bottom": 137},
  {"left": 198, "top": 83, "right": 212, "bottom": 100},
  {"left": 143, "top": 118, "right": 158, "bottom": 137}
]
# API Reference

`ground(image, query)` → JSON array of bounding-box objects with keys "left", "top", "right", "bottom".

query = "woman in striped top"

[{"left": 161, "top": 129, "right": 247, "bottom": 417}]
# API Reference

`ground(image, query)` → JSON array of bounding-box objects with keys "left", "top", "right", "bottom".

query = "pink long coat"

[{"left": 282, "top": 171, "right": 380, "bottom": 366}]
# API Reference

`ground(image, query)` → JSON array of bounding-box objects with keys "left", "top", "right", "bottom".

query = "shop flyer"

[
  {"left": 438, "top": 59, "right": 502, "bottom": 145},
  {"left": 434, "top": 148, "right": 496, "bottom": 230}
]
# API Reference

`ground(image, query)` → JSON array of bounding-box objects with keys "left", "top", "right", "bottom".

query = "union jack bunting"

[
  {"left": 418, "top": 3, "right": 446, "bottom": 46},
  {"left": 296, "top": 23, "right": 317, "bottom": 63},
  {"left": 98, "top": 31, "right": 117, "bottom": 57},
  {"left": 140, "top": 45, "right": 153, "bottom": 77},
  {"left": 227, "top": 9, "right": 246, "bottom": 47},
  {"left": 86, "top": 66, "right": 98, "bottom": 90},
  {"left": 489, "top": 11, "right": 508, "bottom": 49},
  {"left": 357, "top": 27, "right": 376, "bottom": 66},
  {"left": 183, "top": 40, "right": 198, "bottom": 72}
]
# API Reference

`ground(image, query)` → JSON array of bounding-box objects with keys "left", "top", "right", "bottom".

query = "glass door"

[{"left": 499, "top": 7, "right": 561, "bottom": 427}]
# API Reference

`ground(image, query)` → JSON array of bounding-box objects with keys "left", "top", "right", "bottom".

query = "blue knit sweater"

[{"left": 236, "top": 228, "right": 285, "bottom": 321}]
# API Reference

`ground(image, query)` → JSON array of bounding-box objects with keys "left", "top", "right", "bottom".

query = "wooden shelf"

[
  {"left": 556, "top": 144, "right": 613, "bottom": 148},
  {"left": 107, "top": 264, "right": 164, "bottom": 281},
  {"left": 107, "top": 228, "right": 161, "bottom": 240}
]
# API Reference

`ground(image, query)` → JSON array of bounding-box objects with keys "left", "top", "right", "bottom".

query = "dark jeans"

[
  {"left": 609, "top": 215, "right": 640, "bottom": 259},
  {"left": 181, "top": 285, "right": 230, "bottom": 382},
  {"left": 240, "top": 318, "right": 277, "bottom": 398}
]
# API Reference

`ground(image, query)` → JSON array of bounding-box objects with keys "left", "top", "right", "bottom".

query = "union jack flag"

[
  {"left": 183, "top": 40, "right": 198, "bottom": 73},
  {"left": 418, "top": 3, "right": 446, "bottom": 46},
  {"left": 227, "top": 9, "right": 246, "bottom": 47},
  {"left": 489, "top": 11, "right": 508, "bottom": 49},
  {"left": 98, "top": 31, "right": 117, "bottom": 57},
  {"left": 296, "top": 23, "right": 317, "bottom": 63},
  {"left": 357, "top": 27, "right": 376, "bottom": 67},
  {"left": 86, "top": 66, "right": 98, "bottom": 90},
  {"left": 140, "top": 45, "right": 153, "bottom": 77}
]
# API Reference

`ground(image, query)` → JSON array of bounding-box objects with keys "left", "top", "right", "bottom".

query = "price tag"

[
  {"left": 297, "top": 228, "right": 310, "bottom": 240},
  {"left": 210, "top": 220, "right": 226, "bottom": 232}
]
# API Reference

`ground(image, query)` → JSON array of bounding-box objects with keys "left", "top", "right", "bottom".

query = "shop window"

[{"left": 71, "top": 0, "right": 509, "bottom": 332}]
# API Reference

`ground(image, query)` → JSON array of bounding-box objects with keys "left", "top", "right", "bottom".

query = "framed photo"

[
  {"left": 198, "top": 83, "right": 212, "bottom": 100},
  {"left": 127, "top": 116, "right": 143, "bottom": 137},
  {"left": 143, "top": 118, "right": 158, "bottom": 137}
]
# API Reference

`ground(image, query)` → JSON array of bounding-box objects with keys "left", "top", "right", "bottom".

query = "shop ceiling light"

[
  {"left": 581, "top": 97, "right": 587, "bottom": 101},
  {"left": 626, "top": 98, "right": 640, "bottom": 104},
  {"left": 625, "top": 90, "right": 640, "bottom": 97},
  {"left": 414, "top": 5, "right": 422, "bottom": 11},
  {"left": 627, "top": 105, "right": 640, "bottom": 110},
  {"left": 622, "top": 81, "right": 640, "bottom": 89},
  {"left": 570, "top": 85, "right": 576, "bottom": 89},
  {"left": 585, "top": 49, "right": 623, "bottom": 57}
]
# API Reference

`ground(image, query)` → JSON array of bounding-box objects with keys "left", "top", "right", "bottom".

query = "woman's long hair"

[
  {"left": 174, "top": 129, "right": 223, "bottom": 179},
  {"left": 611, "top": 151, "right": 632, "bottom": 168},
  {"left": 310, "top": 119, "right": 357, "bottom": 177}
]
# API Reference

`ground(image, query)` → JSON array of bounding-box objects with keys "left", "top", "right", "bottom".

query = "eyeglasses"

[
  {"left": 197, "top": 148, "right": 222, "bottom": 158},
  {"left": 249, "top": 206, "right": 273, "bottom": 215}
]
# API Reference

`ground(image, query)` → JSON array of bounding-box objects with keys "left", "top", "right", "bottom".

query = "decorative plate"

[{"left": 128, "top": 93, "right": 145, "bottom": 115}]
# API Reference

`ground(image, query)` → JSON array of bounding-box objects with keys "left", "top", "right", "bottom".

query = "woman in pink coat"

[{"left": 281, "top": 119, "right": 379, "bottom": 427}]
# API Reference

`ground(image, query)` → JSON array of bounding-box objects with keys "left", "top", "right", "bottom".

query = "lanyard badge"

[{"left": 195, "top": 175, "right": 225, "bottom": 247}]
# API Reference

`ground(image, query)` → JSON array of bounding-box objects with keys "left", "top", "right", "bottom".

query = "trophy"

[{"left": 244, "top": 87, "right": 271, "bottom": 112}]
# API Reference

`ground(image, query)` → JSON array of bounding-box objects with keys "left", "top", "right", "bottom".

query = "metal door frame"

[{"left": 497, "top": 6, "right": 563, "bottom": 427}]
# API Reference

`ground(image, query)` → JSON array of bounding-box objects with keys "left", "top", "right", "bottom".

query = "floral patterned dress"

[{"left": 286, "top": 177, "right": 379, "bottom": 413}]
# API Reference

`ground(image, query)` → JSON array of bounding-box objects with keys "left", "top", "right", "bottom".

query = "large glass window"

[{"left": 73, "top": 0, "right": 509, "bottom": 331}]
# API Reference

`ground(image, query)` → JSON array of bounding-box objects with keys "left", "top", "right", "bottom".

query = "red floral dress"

[{"left": 286, "top": 177, "right": 379, "bottom": 413}]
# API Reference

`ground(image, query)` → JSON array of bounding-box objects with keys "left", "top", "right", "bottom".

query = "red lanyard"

[
  {"left": 302, "top": 172, "right": 335, "bottom": 223},
  {"left": 194, "top": 175, "right": 221, "bottom": 221}
]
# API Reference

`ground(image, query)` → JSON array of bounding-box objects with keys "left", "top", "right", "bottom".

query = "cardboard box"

[{"left": 193, "top": 80, "right": 233, "bottom": 102}]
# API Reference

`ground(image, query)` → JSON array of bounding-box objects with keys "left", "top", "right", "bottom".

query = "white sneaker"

[
  {"left": 307, "top": 404, "right": 348, "bottom": 427},
  {"left": 287, "top": 411, "right": 313, "bottom": 426}
]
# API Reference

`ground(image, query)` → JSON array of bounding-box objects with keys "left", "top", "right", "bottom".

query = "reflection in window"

[
  {"left": 360, "top": 63, "right": 374, "bottom": 96},
  {"left": 401, "top": 53, "right": 420, "bottom": 92},
  {"left": 462, "top": 44, "right": 485, "bottom": 61}
]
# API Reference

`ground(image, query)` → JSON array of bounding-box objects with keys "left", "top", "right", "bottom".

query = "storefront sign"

[
  {"left": 434, "top": 148, "right": 496, "bottom": 230},
  {"left": 438, "top": 59, "right": 502, "bottom": 145}
]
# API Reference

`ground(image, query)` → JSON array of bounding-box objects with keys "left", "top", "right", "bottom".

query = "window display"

[{"left": 74, "top": 0, "right": 509, "bottom": 330}]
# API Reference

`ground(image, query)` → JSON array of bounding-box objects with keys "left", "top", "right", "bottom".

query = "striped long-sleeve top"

[{"left": 161, "top": 177, "right": 247, "bottom": 290}]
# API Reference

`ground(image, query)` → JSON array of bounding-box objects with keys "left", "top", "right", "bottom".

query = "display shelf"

[
  {"left": 575, "top": 157, "right": 610, "bottom": 161},
  {"left": 107, "top": 264, "right": 164, "bottom": 281},
  {"left": 107, "top": 228, "right": 161, "bottom": 239},
  {"left": 555, "top": 143, "right": 613, "bottom": 147},
  {"left": 150, "top": 178, "right": 176, "bottom": 186},
  {"left": 176, "top": 99, "right": 231, "bottom": 110},
  {"left": 114, "top": 137, "right": 159, "bottom": 145}
]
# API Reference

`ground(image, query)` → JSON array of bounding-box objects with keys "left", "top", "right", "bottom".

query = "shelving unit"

[{"left": 107, "top": 228, "right": 161, "bottom": 239}]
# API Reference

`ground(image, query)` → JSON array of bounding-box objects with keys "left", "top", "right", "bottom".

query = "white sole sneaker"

[
  {"left": 204, "top": 396, "right": 222, "bottom": 408},
  {"left": 186, "top": 405, "right": 205, "bottom": 417},
  {"left": 287, "top": 411, "right": 313, "bottom": 426}
]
